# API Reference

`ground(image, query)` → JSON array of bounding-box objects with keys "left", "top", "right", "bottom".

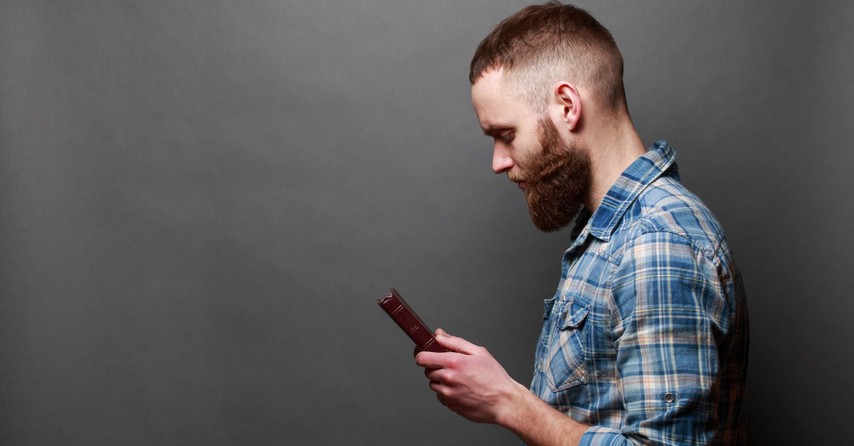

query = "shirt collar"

[{"left": 585, "top": 140, "right": 678, "bottom": 242}]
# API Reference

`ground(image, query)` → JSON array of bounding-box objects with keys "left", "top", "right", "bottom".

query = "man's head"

[
  {"left": 470, "top": 1, "right": 625, "bottom": 115},
  {"left": 470, "top": 2, "right": 625, "bottom": 231}
]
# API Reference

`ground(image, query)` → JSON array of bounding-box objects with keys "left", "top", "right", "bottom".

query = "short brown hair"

[{"left": 470, "top": 1, "right": 625, "bottom": 113}]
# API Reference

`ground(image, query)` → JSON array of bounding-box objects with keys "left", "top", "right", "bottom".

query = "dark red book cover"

[{"left": 377, "top": 288, "right": 448, "bottom": 353}]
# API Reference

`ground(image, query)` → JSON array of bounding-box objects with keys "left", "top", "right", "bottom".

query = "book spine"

[{"left": 377, "top": 288, "right": 447, "bottom": 353}]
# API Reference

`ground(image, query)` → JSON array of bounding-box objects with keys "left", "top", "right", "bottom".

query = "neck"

[{"left": 582, "top": 115, "right": 646, "bottom": 212}]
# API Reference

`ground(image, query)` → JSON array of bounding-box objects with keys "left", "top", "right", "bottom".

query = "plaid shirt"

[{"left": 529, "top": 141, "right": 749, "bottom": 445}]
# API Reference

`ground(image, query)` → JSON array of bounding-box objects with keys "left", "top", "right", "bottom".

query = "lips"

[{"left": 508, "top": 174, "right": 527, "bottom": 190}]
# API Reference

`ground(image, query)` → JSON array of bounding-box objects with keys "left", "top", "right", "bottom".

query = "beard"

[{"left": 517, "top": 118, "right": 591, "bottom": 232}]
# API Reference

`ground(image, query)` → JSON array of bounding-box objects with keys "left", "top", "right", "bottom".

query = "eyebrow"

[{"left": 481, "top": 124, "right": 513, "bottom": 137}]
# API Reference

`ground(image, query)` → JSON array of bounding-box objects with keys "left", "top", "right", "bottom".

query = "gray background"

[{"left": 1, "top": 1, "right": 852, "bottom": 444}]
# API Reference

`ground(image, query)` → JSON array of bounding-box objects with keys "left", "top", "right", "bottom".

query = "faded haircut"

[{"left": 469, "top": 1, "right": 626, "bottom": 114}]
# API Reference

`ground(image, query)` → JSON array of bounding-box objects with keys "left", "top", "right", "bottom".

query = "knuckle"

[{"left": 445, "top": 356, "right": 460, "bottom": 369}]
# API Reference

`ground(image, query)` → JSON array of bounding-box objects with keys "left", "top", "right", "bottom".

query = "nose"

[{"left": 492, "top": 143, "right": 514, "bottom": 174}]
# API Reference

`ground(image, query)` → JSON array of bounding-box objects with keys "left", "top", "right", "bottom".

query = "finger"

[
  {"left": 424, "top": 365, "right": 437, "bottom": 378},
  {"left": 428, "top": 379, "right": 443, "bottom": 391},
  {"left": 424, "top": 366, "right": 449, "bottom": 383},
  {"left": 415, "top": 350, "right": 452, "bottom": 369},
  {"left": 428, "top": 379, "right": 450, "bottom": 397},
  {"left": 434, "top": 329, "right": 481, "bottom": 355}
]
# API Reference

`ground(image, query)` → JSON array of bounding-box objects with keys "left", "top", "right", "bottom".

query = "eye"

[{"left": 499, "top": 131, "right": 515, "bottom": 144}]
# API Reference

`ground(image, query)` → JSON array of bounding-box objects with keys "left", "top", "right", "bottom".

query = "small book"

[{"left": 377, "top": 288, "right": 448, "bottom": 353}]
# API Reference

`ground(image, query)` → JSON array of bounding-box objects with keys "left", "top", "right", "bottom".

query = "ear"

[{"left": 554, "top": 82, "right": 582, "bottom": 131}]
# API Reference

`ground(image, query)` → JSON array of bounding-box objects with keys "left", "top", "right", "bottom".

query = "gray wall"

[{"left": 1, "top": 1, "right": 851, "bottom": 444}]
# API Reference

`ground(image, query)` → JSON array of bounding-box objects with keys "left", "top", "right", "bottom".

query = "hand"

[{"left": 414, "top": 329, "right": 526, "bottom": 425}]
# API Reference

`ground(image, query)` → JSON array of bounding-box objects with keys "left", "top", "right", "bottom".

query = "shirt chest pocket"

[{"left": 544, "top": 299, "right": 590, "bottom": 392}]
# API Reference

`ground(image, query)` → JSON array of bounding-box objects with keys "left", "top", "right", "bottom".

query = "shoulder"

[
  {"left": 614, "top": 176, "right": 729, "bottom": 264},
  {"left": 605, "top": 176, "right": 744, "bottom": 339}
]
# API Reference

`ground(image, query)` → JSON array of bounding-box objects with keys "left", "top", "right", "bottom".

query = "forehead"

[{"left": 471, "top": 69, "right": 534, "bottom": 132}]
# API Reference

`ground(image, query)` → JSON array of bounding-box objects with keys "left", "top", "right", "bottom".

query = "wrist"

[
  {"left": 494, "top": 381, "right": 535, "bottom": 430},
  {"left": 495, "top": 383, "right": 589, "bottom": 446}
]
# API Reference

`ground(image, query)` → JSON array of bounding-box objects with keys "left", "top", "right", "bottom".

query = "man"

[{"left": 414, "top": 2, "right": 749, "bottom": 445}]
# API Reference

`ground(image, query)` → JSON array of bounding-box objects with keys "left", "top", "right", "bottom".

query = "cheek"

[{"left": 515, "top": 141, "right": 545, "bottom": 170}]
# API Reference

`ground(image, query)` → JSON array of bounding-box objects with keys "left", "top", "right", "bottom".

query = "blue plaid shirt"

[{"left": 529, "top": 141, "right": 748, "bottom": 445}]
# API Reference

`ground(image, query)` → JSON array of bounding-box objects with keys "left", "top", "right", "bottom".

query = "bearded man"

[{"left": 414, "top": 2, "right": 749, "bottom": 445}]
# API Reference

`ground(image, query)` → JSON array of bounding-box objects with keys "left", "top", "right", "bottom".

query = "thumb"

[{"left": 434, "top": 328, "right": 480, "bottom": 355}]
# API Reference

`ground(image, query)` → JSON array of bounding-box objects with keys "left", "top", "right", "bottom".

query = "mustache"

[{"left": 507, "top": 173, "right": 523, "bottom": 183}]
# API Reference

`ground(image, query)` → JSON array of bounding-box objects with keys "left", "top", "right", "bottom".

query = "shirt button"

[{"left": 664, "top": 393, "right": 675, "bottom": 403}]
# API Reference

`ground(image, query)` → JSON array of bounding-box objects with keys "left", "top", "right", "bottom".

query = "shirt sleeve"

[{"left": 579, "top": 230, "right": 731, "bottom": 446}]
